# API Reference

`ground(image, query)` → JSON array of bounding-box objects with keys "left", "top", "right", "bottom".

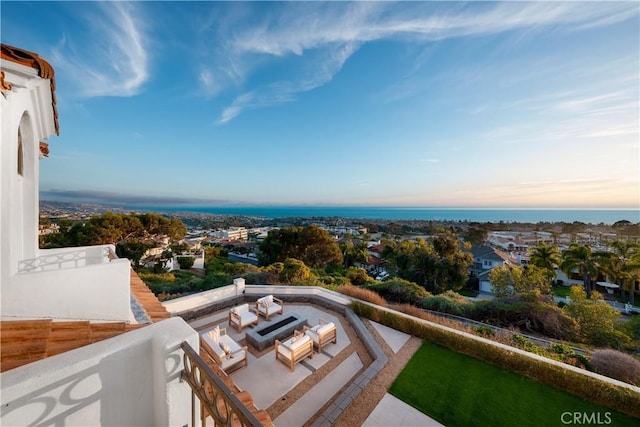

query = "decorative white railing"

[{"left": 18, "top": 245, "right": 117, "bottom": 273}]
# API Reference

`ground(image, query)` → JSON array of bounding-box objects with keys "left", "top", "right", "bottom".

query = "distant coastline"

[{"left": 134, "top": 206, "right": 639, "bottom": 225}]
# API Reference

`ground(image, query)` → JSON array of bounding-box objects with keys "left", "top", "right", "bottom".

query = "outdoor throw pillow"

[{"left": 209, "top": 326, "right": 220, "bottom": 342}]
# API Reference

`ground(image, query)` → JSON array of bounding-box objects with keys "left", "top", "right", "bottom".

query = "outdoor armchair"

[
  {"left": 304, "top": 318, "right": 337, "bottom": 353},
  {"left": 274, "top": 330, "right": 313, "bottom": 372},
  {"left": 255, "top": 295, "right": 284, "bottom": 320},
  {"left": 228, "top": 303, "right": 259, "bottom": 332}
]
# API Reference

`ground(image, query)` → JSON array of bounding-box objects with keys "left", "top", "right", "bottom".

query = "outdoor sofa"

[{"left": 201, "top": 326, "right": 248, "bottom": 373}]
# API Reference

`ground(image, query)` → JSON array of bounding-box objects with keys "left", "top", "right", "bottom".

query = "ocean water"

[{"left": 141, "top": 206, "right": 639, "bottom": 224}]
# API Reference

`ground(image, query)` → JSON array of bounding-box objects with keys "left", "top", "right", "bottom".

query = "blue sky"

[{"left": 3, "top": 1, "right": 639, "bottom": 208}]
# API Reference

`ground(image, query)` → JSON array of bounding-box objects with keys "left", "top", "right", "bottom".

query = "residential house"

[{"left": 469, "top": 244, "right": 517, "bottom": 293}]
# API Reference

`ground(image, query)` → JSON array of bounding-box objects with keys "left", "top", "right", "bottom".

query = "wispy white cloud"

[
  {"left": 52, "top": 2, "right": 149, "bottom": 97},
  {"left": 216, "top": 42, "right": 358, "bottom": 124},
  {"left": 205, "top": 1, "right": 636, "bottom": 123}
]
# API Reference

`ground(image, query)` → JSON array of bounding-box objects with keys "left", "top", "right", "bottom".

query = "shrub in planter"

[
  {"left": 591, "top": 349, "right": 640, "bottom": 386},
  {"left": 338, "top": 285, "right": 387, "bottom": 306},
  {"left": 475, "top": 326, "right": 495, "bottom": 337}
]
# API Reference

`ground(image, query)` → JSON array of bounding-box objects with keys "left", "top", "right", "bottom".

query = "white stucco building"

[
  {"left": 0, "top": 45, "right": 134, "bottom": 322},
  {"left": 212, "top": 226, "right": 248, "bottom": 241},
  {"left": 0, "top": 44, "right": 197, "bottom": 426}
]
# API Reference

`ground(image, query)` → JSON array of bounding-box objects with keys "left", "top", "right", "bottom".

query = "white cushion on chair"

[
  {"left": 290, "top": 334, "right": 310, "bottom": 351},
  {"left": 232, "top": 303, "right": 249, "bottom": 314},
  {"left": 277, "top": 335, "right": 310, "bottom": 359},
  {"left": 219, "top": 334, "right": 241, "bottom": 354},
  {"left": 317, "top": 322, "right": 335, "bottom": 335},
  {"left": 258, "top": 295, "right": 274, "bottom": 308},
  {"left": 203, "top": 333, "right": 225, "bottom": 358}
]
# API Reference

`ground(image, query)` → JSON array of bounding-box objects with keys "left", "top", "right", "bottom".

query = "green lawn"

[
  {"left": 389, "top": 342, "right": 638, "bottom": 427},
  {"left": 458, "top": 288, "right": 479, "bottom": 297},
  {"left": 553, "top": 285, "right": 573, "bottom": 298}
]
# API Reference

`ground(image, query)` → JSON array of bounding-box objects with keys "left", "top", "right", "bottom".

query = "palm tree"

[
  {"left": 561, "top": 243, "right": 599, "bottom": 297},
  {"left": 529, "top": 244, "right": 561, "bottom": 287},
  {"left": 598, "top": 241, "right": 640, "bottom": 303},
  {"left": 627, "top": 251, "right": 640, "bottom": 305},
  {"left": 529, "top": 244, "right": 561, "bottom": 272}
]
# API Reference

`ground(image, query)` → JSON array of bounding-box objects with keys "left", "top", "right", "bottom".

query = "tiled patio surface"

[{"left": 190, "top": 303, "right": 436, "bottom": 426}]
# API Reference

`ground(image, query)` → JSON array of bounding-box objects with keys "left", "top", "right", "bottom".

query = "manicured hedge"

[{"left": 351, "top": 301, "right": 640, "bottom": 418}]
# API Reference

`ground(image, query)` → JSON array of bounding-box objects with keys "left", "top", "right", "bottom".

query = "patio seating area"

[
  {"left": 187, "top": 300, "right": 430, "bottom": 426},
  {"left": 191, "top": 304, "right": 351, "bottom": 415}
]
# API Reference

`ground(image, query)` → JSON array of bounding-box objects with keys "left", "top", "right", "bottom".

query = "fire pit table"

[{"left": 245, "top": 313, "right": 308, "bottom": 352}]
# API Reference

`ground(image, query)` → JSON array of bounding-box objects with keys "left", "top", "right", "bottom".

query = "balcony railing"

[
  {"left": 181, "top": 342, "right": 263, "bottom": 427},
  {"left": 18, "top": 245, "right": 116, "bottom": 273}
]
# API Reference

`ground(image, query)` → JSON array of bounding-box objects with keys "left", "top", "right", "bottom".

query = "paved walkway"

[
  {"left": 274, "top": 353, "right": 363, "bottom": 426},
  {"left": 370, "top": 321, "right": 411, "bottom": 353},
  {"left": 363, "top": 394, "right": 444, "bottom": 427}
]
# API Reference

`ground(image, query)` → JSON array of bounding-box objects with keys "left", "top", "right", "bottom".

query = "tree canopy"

[
  {"left": 41, "top": 212, "right": 187, "bottom": 248},
  {"left": 528, "top": 244, "right": 561, "bottom": 273},
  {"left": 382, "top": 230, "right": 472, "bottom": 293},
  {"left": 258, "top": 225, "right": 343, "bottom": 268},
  {"left": 561, "top": 244, "right": 598, "bottom": 297},
  {"left": 488, "top": 265, "right": 552, "bottom": 298},
  {"left": 564, "top": 286, "right": 624, "bottom": 346}
]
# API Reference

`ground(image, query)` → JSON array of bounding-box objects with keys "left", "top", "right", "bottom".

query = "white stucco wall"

[
  {"left": 2, "top": 258, "right": 131, "bottom": 321},
  {"left": 163, "top": 280, "right": 353, "bottom": 316},
  {"left": 554, "top": 269, "right": 584, "bottom": 287},
  {"left": 0, "top": 317, "right": 199, "bottom": 427},
  {"left": 1, "top": 60, "right": 56, "bottom": 283}
]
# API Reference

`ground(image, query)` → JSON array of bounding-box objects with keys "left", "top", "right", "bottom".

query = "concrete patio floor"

[{"left": 189, "top": 303, "right": 441, "bottom": 426}]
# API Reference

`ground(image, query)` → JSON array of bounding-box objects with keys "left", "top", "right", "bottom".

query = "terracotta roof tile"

[
  {"left": 39, "top": 141, "right": 49, "bottom": 157},
  {"left": 1, "top": 44, "right": 59, "bottom": 135}
]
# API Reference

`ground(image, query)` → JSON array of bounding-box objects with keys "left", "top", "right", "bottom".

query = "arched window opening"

[{"left": 17, "top": 127, "right": 24, "bottom": 176}]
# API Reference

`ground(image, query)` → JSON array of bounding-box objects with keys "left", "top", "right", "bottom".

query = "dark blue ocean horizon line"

[{"left": 137, "top": 205, "right": 639, "bottom": 224}]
